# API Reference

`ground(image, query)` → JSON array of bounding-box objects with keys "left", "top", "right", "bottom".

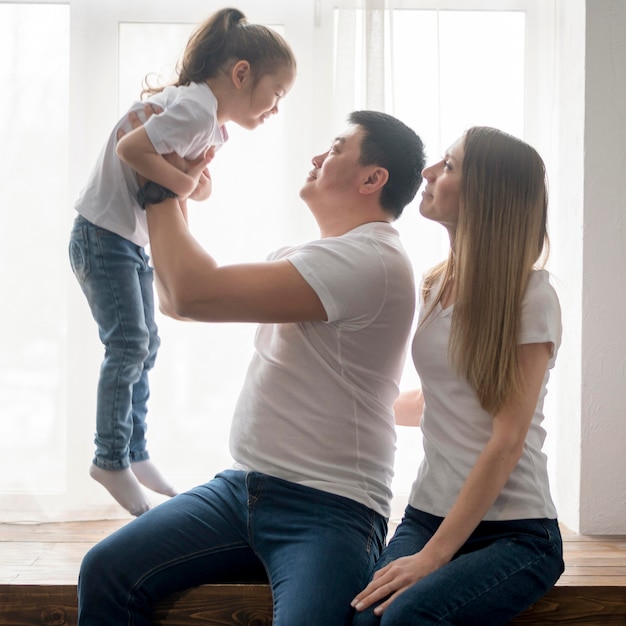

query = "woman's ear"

[
  {"left": 360, "top": 167, "right": 389, "bottom": 196},
  {"left": 231, "top": 60, "right": 252, "bottom": 90}
]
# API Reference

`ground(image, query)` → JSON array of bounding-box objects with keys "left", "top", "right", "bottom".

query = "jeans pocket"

[{"left": 69, "top": 227, "right": 90, "bottom": 282}]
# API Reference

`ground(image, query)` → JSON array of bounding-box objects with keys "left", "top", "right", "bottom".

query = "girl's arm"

[
  {"left": 116, "top": 118, "right": 208, "bottom": 200},
  {"left": 352, "top": 341, "right": 552, "bottom": 615}
]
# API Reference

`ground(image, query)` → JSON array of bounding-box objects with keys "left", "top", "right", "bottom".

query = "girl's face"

[
  {"left": 419, "top": 136, "right": 464, "bottom": 233},
  {"left": 234, "top": 65, "right": 295, "bottom": 130}
]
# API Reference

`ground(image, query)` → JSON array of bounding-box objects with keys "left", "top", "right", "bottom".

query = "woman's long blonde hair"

[{"left": 422, "top": 127, "right": 549, "bottom": 413}]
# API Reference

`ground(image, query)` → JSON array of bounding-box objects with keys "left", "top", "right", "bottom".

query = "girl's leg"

[
  {"left": 247, "top": 473, "right": 388, "bottom": 626},
  {"left": 69, "top": 217, "right": 154, "bottom": 513},
  {"left": 374, "top": 516, "right": 564, "bottom": 626},
  {"left": 127, "top": 248, "right": 176, "bottom": 496},
  {"left": 78, "top": 472, "right": 265, "bottom": 626}
]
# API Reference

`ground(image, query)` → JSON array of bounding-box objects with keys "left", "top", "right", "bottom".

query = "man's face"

[{"left": 300, "top": 124, "right": 366, "bottom": 207}]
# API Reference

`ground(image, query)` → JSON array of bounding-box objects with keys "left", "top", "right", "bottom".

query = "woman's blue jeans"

[
  {"left": 352, "top": 505, "right": 564, "bottom": 626},
  {"left": 69, "top": 215, "right": 160, "bottom": 470},
  {"left": 78, "top": 470, "right": 388, "bottom": 626}
]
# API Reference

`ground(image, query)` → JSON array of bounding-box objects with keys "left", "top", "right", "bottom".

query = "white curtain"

[{"left": 0, "top": 0, "right": 553, "bottom": 522}]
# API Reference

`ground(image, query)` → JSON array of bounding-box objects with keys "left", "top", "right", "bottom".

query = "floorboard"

[{"left": 1, "top": 520, "right": 625, "bottom": 625}]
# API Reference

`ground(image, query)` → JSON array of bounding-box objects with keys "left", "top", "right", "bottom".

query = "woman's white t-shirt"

[{"left": 409, "top": 269, "right": 561, "bottom": 520}]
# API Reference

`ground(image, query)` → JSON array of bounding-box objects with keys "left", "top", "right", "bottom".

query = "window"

[{"left": 0, "top": 0, "right": 554, "bottom": 520}]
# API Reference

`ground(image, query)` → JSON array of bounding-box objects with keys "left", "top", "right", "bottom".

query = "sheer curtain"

[
  {"left": 0, "top": 0, "right": 554, "bottom": 522},
  {"left": 331, "top": 0, "right": 545, "bottom": 508}
]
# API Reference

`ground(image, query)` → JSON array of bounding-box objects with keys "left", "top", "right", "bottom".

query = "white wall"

[
  {"left": 551, "top": 0, "right": 626, "bottom": 534},
  {"left": 580, "top": 0, "right": 626, "bottom": 534}
]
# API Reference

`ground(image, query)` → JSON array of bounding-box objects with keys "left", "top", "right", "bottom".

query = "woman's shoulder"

[
  {"left": 520, "top": 269, "right": 562, "bottom": 348},
  {"left": 525, "top": 269, "right": 559, "bottom": 306}
]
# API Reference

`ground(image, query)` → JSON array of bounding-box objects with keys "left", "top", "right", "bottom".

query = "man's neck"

[{"left": 319, "top": 216, "right": 391, "bottom": 238}]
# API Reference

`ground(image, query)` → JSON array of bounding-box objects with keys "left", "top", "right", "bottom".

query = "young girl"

[
  {"left": 352, "top": 127, "right": 564, "bottom": 625},
  {"left": 69, "top": 7, "right": 296, "bottom": 517}
]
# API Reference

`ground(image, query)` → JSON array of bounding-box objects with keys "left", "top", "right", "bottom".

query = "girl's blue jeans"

[
  {"left": 78, "top": 470, "right": 388, "bottom": 626},
  {"left": 352, "top": 505, "right": 564, "bottom": 626},
  {"left": 69, "top": 215, "right": 160, "bottom": 470}
]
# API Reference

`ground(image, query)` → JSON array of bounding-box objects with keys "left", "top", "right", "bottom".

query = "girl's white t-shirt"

[
  {"left": 230, "top": 222, "right": 416, "bottom": 518},
  {"left": 75, "top": 82, "right": 226, "bottom": 247},
  {"left": 409, "top": 269, "right": 561, "bottom": 520}
]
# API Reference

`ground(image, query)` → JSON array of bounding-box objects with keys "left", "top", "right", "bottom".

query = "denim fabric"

[
  {"left": 78, "top": 470, "right": 388, "bottom": 626},
  {"left": 69, "top": 215, "right": 160, "bottom": 470},
  {"left": 352, "top": 505, "right": 564, "bottom": 626}
]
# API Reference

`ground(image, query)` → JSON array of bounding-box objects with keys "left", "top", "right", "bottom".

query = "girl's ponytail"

[{"left": 177, "top": 8, "right": 247, "bottom": 86}]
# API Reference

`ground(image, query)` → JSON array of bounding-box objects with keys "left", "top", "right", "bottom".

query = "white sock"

[
  {"left": 89, "top": 463, "right": 150, "bottom": 516},
  {"left": 131, "top": 459, "right": 178, "bottom": 497}
]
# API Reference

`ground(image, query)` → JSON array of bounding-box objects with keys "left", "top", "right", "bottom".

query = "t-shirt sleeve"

[
  {"left": 144, "top": 97, "right": 216, "bottom": 158},
  {"left": 287, "top": 237, "right": 389, "bottom": 329},
  {"left": 519, "top": 270, "right": 562, "bottom": 362}
]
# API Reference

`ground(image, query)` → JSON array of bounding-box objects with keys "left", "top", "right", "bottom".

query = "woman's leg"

[
  {"left": 246, "top": 473, "right": 388, "bottom": 626},
  {"left": 364, "top": 514, "right": 564, "bottom": 626},
  {"left": 78, "top": 471, "right": 265, "bottom": 626},
  {"left": 353, "top": 505, "right": 437, "bottom": 626}
]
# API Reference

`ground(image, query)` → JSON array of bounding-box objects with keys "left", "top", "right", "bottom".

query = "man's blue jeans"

[
  {"left": 352, "top": 505, "right": 564, "bottom": 626},
  {"left": 78, "top": 470, "right": 388, "bottom": 626},
  {"left": 69, "top": 215, "right": 159, "bottom": 470}
]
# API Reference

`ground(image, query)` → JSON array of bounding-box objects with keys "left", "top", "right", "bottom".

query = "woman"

[{"left": 352, "top": 127, "right": 564, "bottom": 625}]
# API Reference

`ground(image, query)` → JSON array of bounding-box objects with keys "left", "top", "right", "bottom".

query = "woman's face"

[{"left": 419, "top": 136, "right": 464, "bottom": 233}]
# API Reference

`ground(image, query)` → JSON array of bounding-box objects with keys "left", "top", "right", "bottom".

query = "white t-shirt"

[
  {"left": 74, "top": 82, "right": 227, "bottom": 247},
  {"left": 230, "top": 222, "right": 416, "bottom": 518},
  {"left": 409, "top": 269, "right": 561, "bottom": 520}
]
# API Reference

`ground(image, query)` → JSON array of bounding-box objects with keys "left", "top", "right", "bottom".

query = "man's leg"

[
  {"left": 247, "top": 473, "right": 388, "bottom": 626},
  {"left": 78, "top": 471, "right": 265, "bottom": 626}
]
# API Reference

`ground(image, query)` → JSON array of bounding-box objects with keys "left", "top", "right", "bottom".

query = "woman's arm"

[
  {"left": 394, "top": 389, "right": 424, "bottom": 427},
  {"left": 352, "top": 341, "right": 552, "bottom": 615}
]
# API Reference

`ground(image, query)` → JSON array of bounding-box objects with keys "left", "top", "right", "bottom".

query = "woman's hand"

[{"left": 352, "top": 551, "right": 442, "bottom": 616}]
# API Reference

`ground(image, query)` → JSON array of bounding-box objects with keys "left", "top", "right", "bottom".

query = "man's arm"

[{"left": 146, "top": 199, "right": 327, "bottom": 324}]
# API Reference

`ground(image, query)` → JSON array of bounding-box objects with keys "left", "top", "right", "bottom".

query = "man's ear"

[
  {"left": 231, "top": 60, "right": 252, "bottom": 89},
  {"left": 360, "top": 167, "right": 389, "bottom": 196}
]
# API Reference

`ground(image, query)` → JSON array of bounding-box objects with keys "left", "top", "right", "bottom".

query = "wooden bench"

[{"left": 1, "top": 521, "right": 625, "bottom": 625}]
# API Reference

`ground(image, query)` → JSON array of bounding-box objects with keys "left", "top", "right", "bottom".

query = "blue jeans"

[
  {"left": 69, "top": 215, "right": 160, "bottom": 470},
  {"left": 353, "top": 506, "right": 564, "bottom": 626},
  {"left": 78, "top": 470, "right": 388, "bottom": 626}
]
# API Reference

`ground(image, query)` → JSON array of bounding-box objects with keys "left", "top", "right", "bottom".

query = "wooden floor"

[{"left": 0, "top": 519, "right": 625, "bottom": 624}]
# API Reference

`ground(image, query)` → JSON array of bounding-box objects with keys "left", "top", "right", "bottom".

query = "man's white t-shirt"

[
  {"left": 74, "top": 82, "right": 226, "bottom": 247},
  {"left": 230, "top": 222, "right": 416, "bottom": 518},
  {"left": 409, "top": 269, "right": 561, "bottom": 520}
]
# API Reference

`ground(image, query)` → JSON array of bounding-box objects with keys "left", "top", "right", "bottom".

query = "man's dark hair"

[{"left": 348, "top": 110, "right": 425, "bottom": 219}]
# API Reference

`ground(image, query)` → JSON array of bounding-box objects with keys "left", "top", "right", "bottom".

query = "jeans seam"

[
  {"left": 437, "top": 541, "right": 560, "bottom": 622},
  {"left": 125, "top": 541, "right": 249, "bottom": 620}
]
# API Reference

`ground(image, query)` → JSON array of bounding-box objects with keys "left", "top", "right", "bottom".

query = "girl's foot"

[
  {"left": 89, "top": 464, "right": 150, "bottom": 516},
  {"left": 131, "top": 459, "right": 178, "bottom": 497}
]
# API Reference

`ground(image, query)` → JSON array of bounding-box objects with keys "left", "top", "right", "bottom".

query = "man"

[{"left": 78, "top": 111, "right": 425, "bottom": 626}]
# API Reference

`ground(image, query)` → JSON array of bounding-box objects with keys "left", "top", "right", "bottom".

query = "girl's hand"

[
  {"left": 352, "top": 552, "right": 440, "bottom": 616},
  {"left": 188, "top": 166, "right": 212, "bottom": 202},
  {"left": 162, "top": 147, "right": 214, "bottom": 201}
]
